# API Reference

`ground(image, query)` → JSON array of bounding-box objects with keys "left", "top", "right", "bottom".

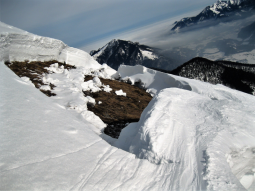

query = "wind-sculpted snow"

[
  {"left": 2, "top": 62, "right": 255, "bottom": 190},
  {"left": 116, "top": 65, "right": 255, "bottom": 190},
  {"left": 0, "top": 21, "right": 100, "bottom": 68},
  {"left": 118, "top": 65, "right": 192, "bottom": 96}
]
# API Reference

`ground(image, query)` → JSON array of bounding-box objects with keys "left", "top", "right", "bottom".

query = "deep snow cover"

[
  {"left": 0, "top": 21, "right": 99, "bottom": 68},
  {"left": 1, "top": 21, "right": 255, "bottom": 190},
  {"left": 116, "top": 65, "right": 255, "bottom": 190}
]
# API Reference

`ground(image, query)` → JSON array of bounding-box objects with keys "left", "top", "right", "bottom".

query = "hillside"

[{"left": 171, "top": 57, "right": 255, "bottom": 95}]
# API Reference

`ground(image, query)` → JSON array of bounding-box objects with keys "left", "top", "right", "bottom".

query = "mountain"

[
  {"left": 90, "top": 39, "right": 172, "bottom": 70},
  {"left": 2, "top": 22, "right": 255, "bottom": 190},
  {"left": 171, "top": 0, "right": 255, "bottom": 32},
  {"left": 170, "top": 57, "right": 255, "bottom": 95},
  {"left": 162, "top": 12, "right": 255, "bottom": 69}
]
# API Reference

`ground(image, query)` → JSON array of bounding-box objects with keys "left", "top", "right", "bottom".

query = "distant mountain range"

[
  {"left": 90, "top": 39, "right": 172, "bottom": 70},
  {"left": 171, "top": 0, "right": 255, "bottom": 32},
  {"left": 90, "top": 1, "right": 255, "bottom": 72}
]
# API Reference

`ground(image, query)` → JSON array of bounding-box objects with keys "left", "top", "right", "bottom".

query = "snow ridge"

[
  {"left": 115, "top": 65, "right": 255, "bottom": 190},
  {"left": 0, "top": 21, "right": 100, "bottom": 68}
]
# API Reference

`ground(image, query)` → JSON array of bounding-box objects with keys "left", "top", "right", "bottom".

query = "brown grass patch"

[
  {"left": 84, "top": 75, "right": 152, "bottom": 138},
  {"left": 5, "top": 60, "right": 75, "bottom": 97}
]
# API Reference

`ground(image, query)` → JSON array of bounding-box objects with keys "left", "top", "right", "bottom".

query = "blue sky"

[{"left": 0, "top": 0, "right": 217, "bottom": 52}]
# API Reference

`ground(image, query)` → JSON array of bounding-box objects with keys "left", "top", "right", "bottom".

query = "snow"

[
  {"left": 86, "top": 96, "right": 96, "bottom": 107},
  {"left": 2, "top": 21, "right": 255, "bottom": 190},
  {"left": 92, "top": 39, "right": 118, "bottom": 60},
  {"left": 81, "top": 78, "right": 101, "bottom": 93},
  {"left": 117, "top": 65, "right": 255, "bottom": 189},
  {"left": 41, "top": 62, "right": 119, "bottom": 132},
  {"left": 0, "top": 21, "right": 100, "bottom": 68},
  {"left": 0, "top": 21, "right": 117, "bottom": 134},
  {"left": 209, "top": 0, "right": 241, "bottom": 15},
  {"left": 115, "top": 89, "right": 126, "bottom": 96},
  {"left": 92, "top": 45, "right": 107, "bottom": 60},
  {"left": 118, "top": 65, "right": 192, "bottom": 96},
  {"left": 0, "top": 62, "right": 107, "bottom": 190},
  {"left": 240, "top": 174, "right": 255, "bottom": 190},
  {"left": 2, "top": 59, "right": 255, "bottom": 191},
  {"left": 103, "top": 85, "right": 112, "bottom": 93},
  {"left": 20, "top": 76, "right": 35, "bottom": 87},
  {"left": 226, "top": 147, "right": 255, "bottom": 189},
  {"left": 230, "top": 0, "right": 243, "bottom": 5},
  {"left": 140, "top": 50, "right": 158, "bottom": 60},
  {"left": 40, "top": 85, "right": 51, "bottom": 91}
]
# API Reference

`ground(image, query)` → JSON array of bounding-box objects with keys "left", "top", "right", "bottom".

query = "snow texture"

[
  {"left": 115, "top": 89, "right": 126, "bottom": 96},
  {"left": 0, "top": 21, "right": 100, "bottom": 68},
  {"left": 116, "top": 65, "right": 255, "bottom": 190},
  {"left": 41, "top": 62, "right": 117, "bottom": 132},
  {"left": 1, "top": 21, "right": 255, "bottom": 190}
]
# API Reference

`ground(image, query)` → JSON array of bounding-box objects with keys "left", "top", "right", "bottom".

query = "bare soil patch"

[{"left": 84, "top": 75, "right": 152, "bottom": 138}]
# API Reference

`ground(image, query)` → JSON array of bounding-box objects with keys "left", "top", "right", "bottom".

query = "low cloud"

[{"left": 109, "top": 13, "right": 255, "bottom": 68}]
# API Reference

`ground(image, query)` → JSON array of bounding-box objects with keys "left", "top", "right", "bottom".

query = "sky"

[{"left": 0, "top": 0, "right": 217, "bottom": 52}]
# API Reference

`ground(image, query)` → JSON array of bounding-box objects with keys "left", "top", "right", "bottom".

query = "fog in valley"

[{"left": 123, "top": 12, "right": 255, "bottom": 70}]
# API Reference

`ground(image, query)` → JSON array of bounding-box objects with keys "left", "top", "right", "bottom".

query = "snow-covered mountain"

[
  {"left": 162, "top": 13, "right": 255, "bottom": 69},
  {"left": 1, "top": 21, "right": 255, "bottom": 190},
  {"left": 171, "top": 0, "right": 255, "bottom": 32},
  {"left": 90, "top": 39, "right": 172, "bottom": 70}
]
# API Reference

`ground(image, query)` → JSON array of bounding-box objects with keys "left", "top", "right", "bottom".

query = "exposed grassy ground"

[
  {"left": 5, "top": 60, "right": 75, "bottom": 96},
  {"left": 84, "top": 75, "right": 152, "bottom": 138}
]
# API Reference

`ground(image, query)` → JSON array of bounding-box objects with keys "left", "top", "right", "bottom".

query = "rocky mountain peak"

[
  {"left": 171, "top": 0, "right": 254, "bottom": 32},
  {"left": 90, "top": 39, "right": 173, "bottom": 71}
]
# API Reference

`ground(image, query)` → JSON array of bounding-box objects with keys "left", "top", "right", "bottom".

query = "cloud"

[
  {"left": 80, "top": 8, "right": 209, "bottom": 52},
  {"left": 123, "top": 13, "right": 255, "bottom": 67},
  {"left": 1, "top": 0, "right": 217, "bottom": 51}
]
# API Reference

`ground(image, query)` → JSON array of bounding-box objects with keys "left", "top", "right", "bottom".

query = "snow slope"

[
  {"left": 2, "top": 63, "right": 255, "bottom": 190},
  {"left": 1, "top": 21, "right": 255, "bottom": 190},
  {"left": 116, "top": 65, "right": 255, "bottom": 190},
  {"left": 0, "top": 21, "right": 99, "bottom": 68}
]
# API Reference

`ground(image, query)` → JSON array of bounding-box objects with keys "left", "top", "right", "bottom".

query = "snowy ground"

[
  {"left": 116, "top": 65, "right": 255, "bottom": 190},
  {"left": 1, "top": 21, "right": 255, "bottom": 190}
]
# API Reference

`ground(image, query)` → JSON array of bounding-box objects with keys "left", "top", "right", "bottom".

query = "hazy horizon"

[{"left": 0, "top": 0, "right": 216, "bottom": 52}]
